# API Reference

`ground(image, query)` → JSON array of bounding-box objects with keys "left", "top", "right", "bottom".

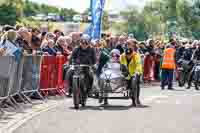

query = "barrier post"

[{"left": 56, "top": 52, "right": 66, "bottom": 95}]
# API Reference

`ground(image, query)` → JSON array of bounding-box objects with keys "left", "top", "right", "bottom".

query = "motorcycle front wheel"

[{"left": 72, "top": 78, "right": 80, "bottom": 109}]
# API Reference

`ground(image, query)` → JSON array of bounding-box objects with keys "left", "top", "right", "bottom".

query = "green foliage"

[
  {"left": 60, "top": 8, "right": 78, "bottom": 21},
  {"left": 21, "top": 0, "right": 78, "bottom": 21},
  {"left": 0, "top": 3, "right": 16, "bottom": 25},
  {"left": 102, "top": 11, "right": 109, "bottom": 31},
  {"left": 117, "top": 0, "right": 200, "bottom": 40},
  {"left": 2, "top": 0, "right": 200, "bottom": 40},
  {"left": 16, "top": 17, "right": 54, "bottom": 31}
]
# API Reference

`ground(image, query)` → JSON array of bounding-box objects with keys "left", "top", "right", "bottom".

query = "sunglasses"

[
  {"left": 112, "top": 54, "right": 120, "bottom": 58},
  {"left": 80, "top": 40, "right": 89, "bottom": 45}
]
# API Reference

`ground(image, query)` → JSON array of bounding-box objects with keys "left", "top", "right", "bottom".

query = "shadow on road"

[
  {"left": 169, "top": 89, "right": 186, "bottom": 92},
  {"left": 69, "top": 104, "right": 150, "bottom": 111}
]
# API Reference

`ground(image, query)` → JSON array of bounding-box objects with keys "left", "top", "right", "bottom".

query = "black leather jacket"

[
  {"left": 69, "top": 47, "right": 96, "bottom": 65},
  {"left": 181, "top": 48, "right": 193, "bottom": 61},
  {"left": 192, "top": 48, "right": 200, "bottom": 61}
]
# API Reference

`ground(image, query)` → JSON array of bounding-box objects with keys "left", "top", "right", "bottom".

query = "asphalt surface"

[{"left": 14, "top": 85, "right": 200, "bottom": 133}]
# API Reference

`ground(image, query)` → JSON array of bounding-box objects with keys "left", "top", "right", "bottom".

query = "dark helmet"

[{"left": 80, "top": 34, "right": 91, "bottom": 45}]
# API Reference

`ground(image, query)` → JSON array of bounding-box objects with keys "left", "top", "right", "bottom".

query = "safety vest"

[
  {"left": 161, "top": 48, "right": 176, "bottom": 69},
  {"left": 120, "top": 52, "right": 143, "bottom": 79}
]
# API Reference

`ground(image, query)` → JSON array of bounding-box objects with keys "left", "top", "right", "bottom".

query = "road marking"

[
  {"left": 1, "top": 94, "right": 171, "bottom": 133},
  {"left": 1, "top": 99, "right": 70, "bottom": 133}
]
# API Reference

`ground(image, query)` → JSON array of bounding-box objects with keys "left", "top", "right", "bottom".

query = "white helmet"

[{"left": 110, "top": 49, "right": 120, "bottom": 63}]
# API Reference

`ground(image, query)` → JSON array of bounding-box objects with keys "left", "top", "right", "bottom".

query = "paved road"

[{"left": 14, "top": 85, "right": 200, "bottom": 133}]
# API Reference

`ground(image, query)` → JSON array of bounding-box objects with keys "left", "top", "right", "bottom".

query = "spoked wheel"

[
  {"left": 72, "top": 78, "right": 80, "bottom": 109},
  {"left": 98, "top": 79, "right": 104, "bottom": 104},
  {"left": 130, "top": 76, "right": 138, "bottom": 106},
  {"left": 80, "top": 77, "right": 89, "bottom": 107},
  {"left": 80, "top": 88, "right": 87, "bottom": 107}
]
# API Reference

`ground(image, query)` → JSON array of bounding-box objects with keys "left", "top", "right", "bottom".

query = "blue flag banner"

[{"left": 85, "top": 0, "right": 105, "bottom": 40}]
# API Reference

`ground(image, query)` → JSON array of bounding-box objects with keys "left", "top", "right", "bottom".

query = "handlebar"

[
  {"left": 70, "top": 64, "right": 92, "bottom": 67},
  {"left": 70, "top": 64, "right": 94, "bottom": 70}
]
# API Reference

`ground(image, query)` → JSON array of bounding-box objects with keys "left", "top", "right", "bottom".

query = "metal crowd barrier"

[
  {"left": 0, "top": 54, "right": 69, "bottom": 113},
  {"left": 40, "top": 55, "right": 67, "bottom": 97},
  {"left": 20, "top": 55, "right": 44, "bottom": 101},
  {"left": 0, "top": 56, "right": 24, "bottom": 110}
]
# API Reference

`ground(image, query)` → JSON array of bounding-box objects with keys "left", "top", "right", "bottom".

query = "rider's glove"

[{"left": 136, "top": 72, "right": 140, "bottom": 76}]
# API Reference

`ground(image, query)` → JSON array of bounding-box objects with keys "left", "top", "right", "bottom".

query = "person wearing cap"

[
  {"left": 67, "top": 34, "right": 96, "bottom": 97},
  {"left": 161, "top": 43, "right": 176, "bottom": 90},
  {"left": 120, "top": 45, "right": 143, "bottom": 107}
]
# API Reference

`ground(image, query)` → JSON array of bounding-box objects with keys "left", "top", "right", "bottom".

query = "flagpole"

[
  {"left": 100, "top": 0, "right": 105, "bottom": 39},
  {"left": 90, "top": 0, "right": 93, "bottom": 37}
]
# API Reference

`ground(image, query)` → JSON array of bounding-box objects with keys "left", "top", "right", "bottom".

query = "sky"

[{"left": 29, "top": 0, "right": 149, "bottom": 13}]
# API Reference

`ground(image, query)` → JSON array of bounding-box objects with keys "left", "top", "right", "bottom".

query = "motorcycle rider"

[
  {"left": 187, "top": 42, "right": 200, "bottom": 89},
  {"left": 120, "top": 39, "right": 143, "bottom": 107},
  {"left": 126, "top": 39, "right": 143, "bottom": 105},
  {"left": 67, "top": 34, "right": 96, "bottom": 97}
]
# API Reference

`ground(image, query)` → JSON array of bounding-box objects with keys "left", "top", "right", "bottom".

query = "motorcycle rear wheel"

[{"left": 72, "top": 78, "right": 80, "bottom": 109}]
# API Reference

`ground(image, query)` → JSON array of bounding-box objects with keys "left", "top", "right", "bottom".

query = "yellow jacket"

[{"left": 120, "top": 52, "right": 143, "bottom": 79}]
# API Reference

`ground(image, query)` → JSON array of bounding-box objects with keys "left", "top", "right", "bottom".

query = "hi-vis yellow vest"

[
  {"left": 161, "top": 48, "right": 176, "bottom": 69},
  {"left": 120, "top": 52, "right": 143, "bottom": 79}
]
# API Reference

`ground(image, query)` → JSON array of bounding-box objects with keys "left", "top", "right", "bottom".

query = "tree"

[
  {"left": 15, "top": 0, "right": 24, "bottom": 19},
  {"left": 120, "top": 6, "right": 150, "bottom": 40},
  {"left": 102, "top": 11, "right": 109, "bottom": 31},
  {"left": 83, "top": 8, "right": 91, "bottom": 15},
  {"left": 0, "top": 2, "right": 16, "bottom": 25}
]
